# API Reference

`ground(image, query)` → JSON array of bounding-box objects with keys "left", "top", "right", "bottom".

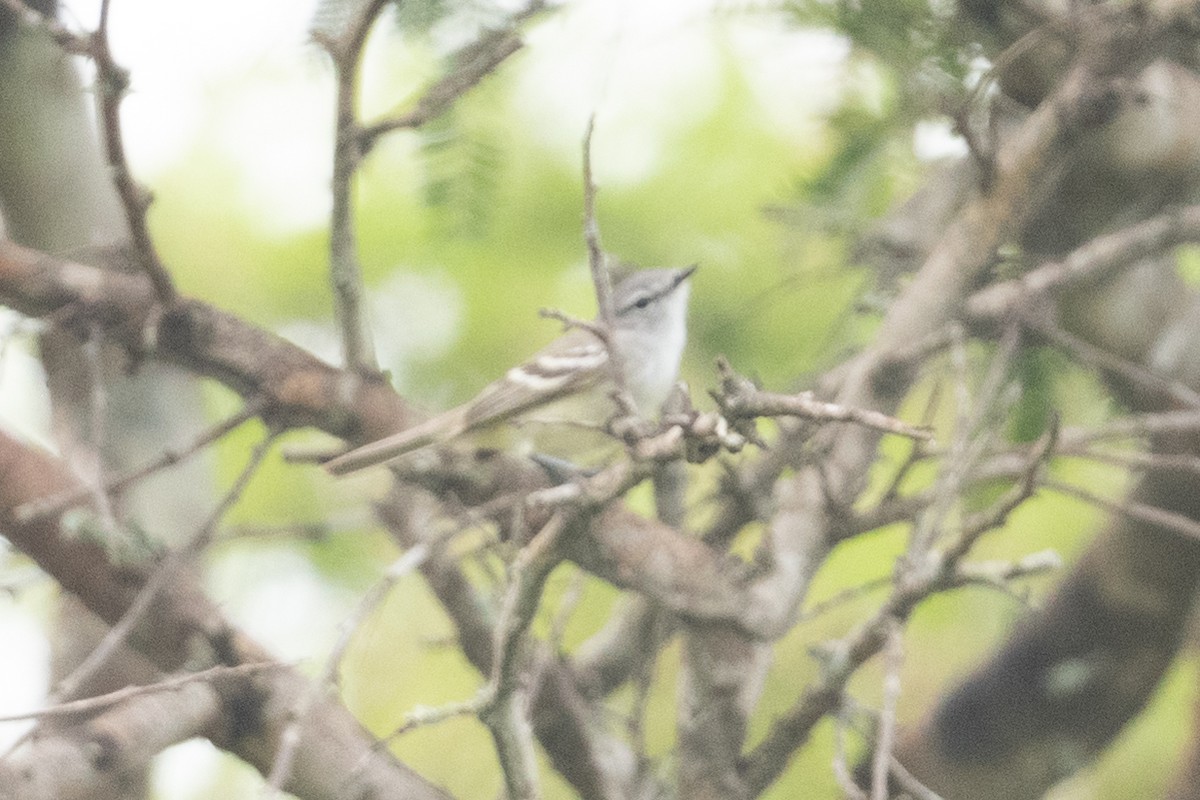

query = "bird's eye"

[{"left": 634, "top": 296, "right": 651, "bottom": 309}]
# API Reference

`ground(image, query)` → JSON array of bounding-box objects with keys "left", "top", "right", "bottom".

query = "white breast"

[{"left": 613, "top": 283, "right": 690, "bottom": 414}]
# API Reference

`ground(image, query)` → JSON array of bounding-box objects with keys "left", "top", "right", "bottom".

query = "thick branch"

[
  {"left": 0, "top": 430, "right": 449, "bottom": 800},
  {"left": 0, "top": 238, "right": 415, "bottom": 443}
]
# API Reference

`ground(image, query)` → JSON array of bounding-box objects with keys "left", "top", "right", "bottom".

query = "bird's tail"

[{"left": 324, "top": 409, "right": 467, "bottom": 476}]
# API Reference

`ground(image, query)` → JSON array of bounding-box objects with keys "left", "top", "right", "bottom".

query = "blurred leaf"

[
  {"left": 1009, "top": 346, "right": 1059, "bottom": 443},
  {"left": 420, "top": 111, "right": 505, "bottom": 239}
]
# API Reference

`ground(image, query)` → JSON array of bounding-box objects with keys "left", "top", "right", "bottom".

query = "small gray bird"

[{"left": 325, "top": 265, "right": 696, "bottom": 475}]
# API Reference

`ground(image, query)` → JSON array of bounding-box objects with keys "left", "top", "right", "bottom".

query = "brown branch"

[
  {"left": 0, "top": 239, "right": 417, "bottom": 444},
  {"left": 316, "top": 0, "right": 388, "bottom": 374},
  {"left": 0, "top": 431, "right": 450, "bottom": 799},
  {"left": 966, "top": 204, "right": 1200, "bottom": 323},
  {"left": 478, "top": 512, "right": 567, "bottom": 800},
  {"left": 0, "top": 662, "right": 282, "bottom": 723},
  {"left": 91, "top": 0, "right": 176, "bottom": 302},
  {"left": 15, "top": 398, "right": 265, "bottom": 524},
  {"left": 51, "top": 430, "right": 277, "bottom": 705},
  {"left": 0, "top": 672, "right": 227, "bottom": 796},
  {"left": 740, "top": 424, "right": 1053, "bottom": 795},
  {"left": 714, "top": 357, "right": 934, "bottom": 443},
  {"left": 264, "top": 544, "right": 431, "bottom": 796},
  {"left": 0, "top": 0, "right": 89, "bottom": 51},
  {"left": 560, "top": 503, "right": 747, "bottom": 626},
  {"left": 723, "top": 10, "right": 1165, "bottom": 716},
  {"left": 376, "top": 486, "right": 646, "bottom": 799}
]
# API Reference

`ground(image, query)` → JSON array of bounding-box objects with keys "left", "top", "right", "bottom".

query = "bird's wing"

[
  {"left": 325, "top": 330, "right": 610, "bottom": 476},
  {"left": 462, "top": 331, "right": 609, "bottom": 428}
]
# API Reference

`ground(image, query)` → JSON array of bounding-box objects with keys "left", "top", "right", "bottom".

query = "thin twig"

[
  {"left": 537, "top": 306, "right": 609, "bottom": 342},
  {"left": 581, "top": 117, "right": 614, "bottom": 329},
  {"left": 799, "top": 577, "right": 893, "bottom": 621},
  {"left": 92, "top": 0, "right": 176, "bottom": 302},
  {"left": 888, "top": 756, "right": 946, "bottom": 800},
  {"left": 51, "top": 431, "right": 277, "bottom": 704},
  {"left": 833, "top": 703, "right": 869, "bottom": 800},
  {"left": 742, "top": 422, "right": 1053, "bottom": 792},
  {"left": 879, "top": 380, "right": 942, "bottom": 503},
  {"left": 908, "top": 324, "right": 1023, "bottom": 558},
  {"left": 966, "top": 204, "right": 1200, "bottom": 322},
  {"left": 1045, "top": 478, "right": 1200, "bottom": 540},
  {"left": 376, "top": 697, "right": 482, "bottom": 747},
  {"left": 316, "top": 0, "right": 389, "bottom": 374},
  {"left": 478, "top": 512, "right": 568, "bottom": 800},
  {"left": 16, "top": 399, "right": 265, "bottom": 524},
  {"left": 263, "top": 544, "right": 431, "bottom": 797},
  {"left": 1063, "top": 446, "right": 1200, "bottom": 478},
  {"left": 359, "top": 0, "right": 546, "bottom": 148},
  {"left": 952, "top": 550, "right": 1062, "bottom": 595},
  {"left": 943, "top": 418, "right": 1057, "bottom": 565},
  {"left": 1030, "top": 314, "right": 1200, "bottom": 408},
  {"left": 714, "top": 358, "right": 933, "bottom": 442},
  {"left": 580, "top": 115, "right": 632, "bottom": 413},
  {"left": 1069, "top": 409, "right": 1200, "bottom": 442},
  {"left": 0, "top": 663, "right": 281, "bottom": 724},
  {"left": 870, "top": 618, "right": 903, "bottom": 800}
]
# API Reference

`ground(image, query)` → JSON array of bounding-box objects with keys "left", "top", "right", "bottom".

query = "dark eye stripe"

[{"left": 619, "top": 287, "right": 667, "bottom": 314}]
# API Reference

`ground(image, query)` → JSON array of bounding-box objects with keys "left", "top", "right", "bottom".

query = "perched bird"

[{"left": 325, "top": 265, "right": 696, "bottom": 475}]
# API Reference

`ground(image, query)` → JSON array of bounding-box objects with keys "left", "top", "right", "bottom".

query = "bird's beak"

[{"left": 675, "top": 263, "right": 698, "bottom": 287}]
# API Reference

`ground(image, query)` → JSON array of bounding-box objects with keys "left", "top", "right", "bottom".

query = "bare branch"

[
  {"left": 477, "top": 512, "right": 567, "bottom": 800},
  {"left": 51, "top": 430, "right": 277, "bottom": 705},
  {"left": 0, "top": 433, "right": 451, "bottom": 799},
  {"left": 966, "top": 204, "right": 1200, "bottom": 323},
  {"left": 580, "top": 115, "right": 634, "bottom": 415},
  {"left": 1045, "top": 478, "right": 1200, "bottom": 540},
  {"left": 316, "top": 0, "right": 390, "bottom": 374},
  {"left": 0, "top": 663, "right": 281, "bottom": 723},
  {"left": 1028, "top": 312, "right": 1200, "bottom": 408},
  {"left": 713, "top": 357, "right": 933, "bottom": 443},
  {"left": 359, "top": 1, "right": 547, "bottom": 147},
  {"left": 741, "top": 423, "right": 1054, "bottom": 794},
  {"left": 870, "top": 618, "right": 904, "bottom": 800},
  {"left": 0, "top": 239, "right": 418, "bottom": 444},
  {"left": 16, "top": 399, "right": 265, "bottom": 524},
  {"left": 92, "top": 0, "right": 176, "bottom": 302},
  {"left": 264, "top": 544, "right": 431, "bottom": 796},
  {"left": 0, "top": 0, "right": 88, "bottom": 50}
]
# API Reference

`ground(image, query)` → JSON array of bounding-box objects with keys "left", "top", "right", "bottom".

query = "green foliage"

[
  {"left": 1178, "top": 244, "right": 1200, "bottom": 285},
  {"left": 1009, "top": 346, "right": 1061, "bottom": 443},
  {"left": 392, "top": 0, "right": 452, "bottom": 35},
  {"left": 419, "top": 111, "right": 506, "bottom": 239}
]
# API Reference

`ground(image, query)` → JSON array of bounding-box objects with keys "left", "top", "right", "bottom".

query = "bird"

[{"left": 325, "top": 264, "right": 696, "bottom": 476}]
